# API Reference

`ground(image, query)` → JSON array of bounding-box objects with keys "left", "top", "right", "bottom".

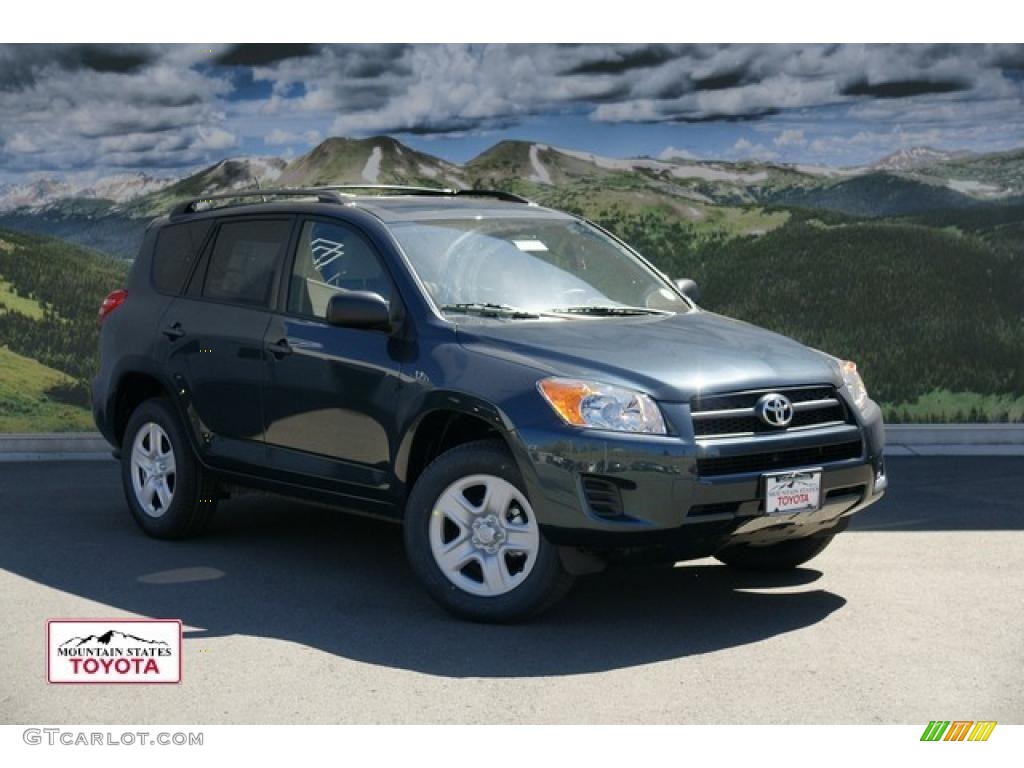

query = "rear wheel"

[
  {"left": 715, "top": 533, "right": 836, "bottom": 571},
  {"left": 121, "top": 398, "right": 218, "bottom": 539},
  {"left": 404, "top": 440, "right": 573, "bottom": 622}
]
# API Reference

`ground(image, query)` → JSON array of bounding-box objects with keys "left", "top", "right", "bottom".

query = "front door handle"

[
  {"left": 267, "top": 338, "right": 293, "bottom": 358},
  {"left": 162, "top": 322, "right": 185, "bottom": 340}
]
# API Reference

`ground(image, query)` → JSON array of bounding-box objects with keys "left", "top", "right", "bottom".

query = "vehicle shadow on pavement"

[{"left": 0, "top": 463, "right": 847, "bottom": 678}]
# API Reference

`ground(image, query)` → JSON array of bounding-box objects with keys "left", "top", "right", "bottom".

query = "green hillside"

[
  {"left": 0, "top": 345, "right": 95, "bottom": 432},
  {"left": 0, "top": 229, "right": 128, "bottom": 431}
]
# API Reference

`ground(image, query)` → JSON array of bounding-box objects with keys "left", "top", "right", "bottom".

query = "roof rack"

[
  {"left": 169, "top": 188, "right": 345, "bottom": 218},
  {"left": 317, "top": 184, "right": 532, "bottom": 204},
  {"left": 168, "top": 184, "right": 532, "bottom": 219},
  {"left": 316, "top": 184, "right": 456, "bottom": 196}
]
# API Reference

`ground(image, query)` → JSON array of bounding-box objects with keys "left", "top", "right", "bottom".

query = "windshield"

[{"left": 389, "top": 217, "right": 690, "bottom": 317}]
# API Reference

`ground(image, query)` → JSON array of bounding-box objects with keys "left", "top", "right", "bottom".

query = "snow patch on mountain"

[
  {"left": 362, "top": 146, "right": 383, "bottom": 183},
  {"left": 793, "top": 164, "right": 864, "bottom": 178},
  {"left": 0, "top": 172, "right": 175, "bottom": 212},
  {"left": 552, "top": 147, "right": 769, "bottom": 183},
  {"left": 529, "top": 144, "right": 552, "bottom": 185},
  {"left": 871, "top": 146, "right": 973, "bottom": 171},
  {"left": 88, "top": 174, "right": 173, "bottom": 202},
  {"left": 946, "top": 179, "right": 1005, "bottom": 197}
]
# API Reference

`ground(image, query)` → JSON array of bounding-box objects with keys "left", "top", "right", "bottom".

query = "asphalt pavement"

[{"left": 0, "top": 456, "right": 1021, "bottom": 724}]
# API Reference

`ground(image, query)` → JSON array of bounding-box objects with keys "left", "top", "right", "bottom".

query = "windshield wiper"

[
  {"left": 548, "top": 305, "right": 668, "bottom": 316},
  {"left": 440, "top": 302, "right": 541, "bottom": 319}
]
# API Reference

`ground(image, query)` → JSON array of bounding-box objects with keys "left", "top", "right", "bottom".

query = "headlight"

[
  {"left": 840, "top": 360, "right": 870, "bottom": 411},
  {"left": 537, "top": 378, "right": 667, "bottom": 434}
]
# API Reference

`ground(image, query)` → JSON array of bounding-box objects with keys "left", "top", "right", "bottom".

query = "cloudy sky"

[{"left": 1, "top": 43, "right": 1023, "bottom": 181}]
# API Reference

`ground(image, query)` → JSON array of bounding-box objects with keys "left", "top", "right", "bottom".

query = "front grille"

[
  {"left": 692, "top": 385, "right": 851, "bottom": 437},
  {"left": 692, "top": 385, "right": 834, "bottom": 413},
  {"left": 581, "top": 475, "right": 624, "bottom": 518},
  {"left": 696, "top": 440, "right": 863, "bottom": 477}
]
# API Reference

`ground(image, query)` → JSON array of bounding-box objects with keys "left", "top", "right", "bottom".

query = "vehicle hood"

[{"left": 455, "top": 310, "right": 841, "bottom": 402}]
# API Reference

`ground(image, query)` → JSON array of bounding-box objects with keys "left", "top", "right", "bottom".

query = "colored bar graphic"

[
  {"left": 921, "top": 721, "right": 949, "bottom": 741},
  {"left": 921, "top": 720, "right": 996, "bottom": 742},
  {"left": 968, "top": 722, "right": 997, "bottom": 742},
  {"left": 944, "top": 721, "right": 973, "bottom": 741}
]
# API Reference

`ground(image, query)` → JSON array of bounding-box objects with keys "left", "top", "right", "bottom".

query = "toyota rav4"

[{"left": 93, "top": 185, "right": 887, "bottom": 622}]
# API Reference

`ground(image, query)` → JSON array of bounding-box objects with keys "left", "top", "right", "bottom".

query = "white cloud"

[
  {"left": 264, "top": 128, "right": 322, "bottom": 146},
  {"left": 194, "top": 126, "right": 238, "bottom": 151},
  {"left": 774, "top": 129, "right": 806, "bottom": 147},
  {"left": 0, "top": 45, "right": 234, "bottom": 173},
  {"left": 730, "top": 138, "right": 779, "bottom": 160},
  {"left": 5, "top": 133, "right": 41, "bottom": 153}
]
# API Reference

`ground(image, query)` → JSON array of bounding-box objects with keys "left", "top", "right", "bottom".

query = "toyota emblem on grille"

[{"left": 756, "top": 393, "right": 794, "bottom": 428}]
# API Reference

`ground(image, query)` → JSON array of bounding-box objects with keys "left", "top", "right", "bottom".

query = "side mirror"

[
  {"left": 674, "top": 278, "right": 701, "bottom": 304},
  {"left": 326, "top": 290, "right": 393, "bottom": 331}
]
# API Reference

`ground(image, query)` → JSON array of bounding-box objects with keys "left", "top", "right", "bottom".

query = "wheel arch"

[
  {"left": 394, "top": 392, "right": 537, "bottom": 503},
  {"left": 107, "top": 358, "right": 187, "bottom": 448}
]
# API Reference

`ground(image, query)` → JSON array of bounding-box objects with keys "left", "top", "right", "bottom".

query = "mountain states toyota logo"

[{"left": 47, "top": 619, "right": 182, "bottom": 684}]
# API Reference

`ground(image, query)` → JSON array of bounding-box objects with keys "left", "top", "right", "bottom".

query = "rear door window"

[
  {"left": 152, "top": 221, "right": 213, "bottom": 295},
  {"left": 202, "top": 220, "right": 292, "bottom": 308}
]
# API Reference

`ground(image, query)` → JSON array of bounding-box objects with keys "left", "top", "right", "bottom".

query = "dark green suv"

[{"left": 93, "top": 186, "right": 886, "bottom": 622}]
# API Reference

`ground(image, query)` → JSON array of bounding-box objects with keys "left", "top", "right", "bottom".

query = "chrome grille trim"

[
  {"left": 691, "top": 396, "right": 841, "bottom": 421},
  {"left": 690, "top": 385, "right": 856, "bottom": 441}
]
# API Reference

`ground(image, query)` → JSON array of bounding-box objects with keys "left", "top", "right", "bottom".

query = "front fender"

[{"left": 391, "top": 388, "right": 545, "bottom": 510}]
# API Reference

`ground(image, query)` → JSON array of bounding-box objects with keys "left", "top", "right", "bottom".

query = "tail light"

[{"left": 98, "top": 289, "right": 128, "bottom": 323}]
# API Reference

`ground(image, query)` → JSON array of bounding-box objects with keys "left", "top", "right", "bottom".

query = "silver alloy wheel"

[
  {"left": 130, "top": 422, "right": 176, "bottom": 518},
  {"left": 429, "top": 474, "right": 541, "bottom": 597}
]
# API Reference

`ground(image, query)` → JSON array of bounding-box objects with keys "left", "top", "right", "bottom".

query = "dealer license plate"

[{"left": 764, "top": 469, "right": 822, "bottom": 515}]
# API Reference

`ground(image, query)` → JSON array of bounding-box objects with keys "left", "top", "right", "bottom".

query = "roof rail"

[
  {"left": 169, "top": 188, "right": 345, "bottom": 218},
  {"left": 318, "top": 184, "right": 532, "bottom": 204},
  {"left": 168, "top": 184, "right": 533, "bottom": 219},
  {"left": 317, "top": 184, "right": 455, "bottom": 196},
  {"left": 454, "top": 189, "right": 532, "bottom": 204}
]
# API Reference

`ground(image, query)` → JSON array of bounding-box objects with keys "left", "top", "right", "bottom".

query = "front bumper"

[{"left": 512, "top": 398, "right": 885, "bottom": 559}]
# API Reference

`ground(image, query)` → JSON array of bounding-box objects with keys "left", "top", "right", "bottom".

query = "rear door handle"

[
  {"left": 267, "top": 338, "right": 293, "bottom": 358},
  {"left": 162, "top": 322, "right": 185, "bottom": 340}
]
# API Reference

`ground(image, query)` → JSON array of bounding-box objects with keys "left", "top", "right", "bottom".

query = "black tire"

[
  {"left": 715, "top": 533, "right": 836, "bottom": 571},
  {"left": 120, "top": 397, "right": 218, "bottom": 539},
  {"left": 403, "top": 439, "right": 574, "bottom": 623}
]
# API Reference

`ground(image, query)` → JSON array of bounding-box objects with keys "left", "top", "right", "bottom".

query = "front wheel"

[
  {"left": 715, "top": 533, "right": 836, "bottom": 571},
  {"left": 403, "top": 440, "right": 573, "bottom": 622}
]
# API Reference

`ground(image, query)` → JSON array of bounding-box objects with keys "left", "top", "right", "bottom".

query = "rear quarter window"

[{"left": 151, "top": 221, "right": 213, "bottom": 295}]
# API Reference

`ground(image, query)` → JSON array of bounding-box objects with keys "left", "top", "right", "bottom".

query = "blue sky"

[{"left": 1, "top": 44, "right": 1022, "bottom": 182}]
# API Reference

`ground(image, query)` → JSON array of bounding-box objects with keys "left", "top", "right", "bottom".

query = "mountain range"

[
  {"left": 59, "top": 629, "right": 169, "bottom": 648},
  {"left": 2, "top": 136, "right": 1023, "bottom": 259}
]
